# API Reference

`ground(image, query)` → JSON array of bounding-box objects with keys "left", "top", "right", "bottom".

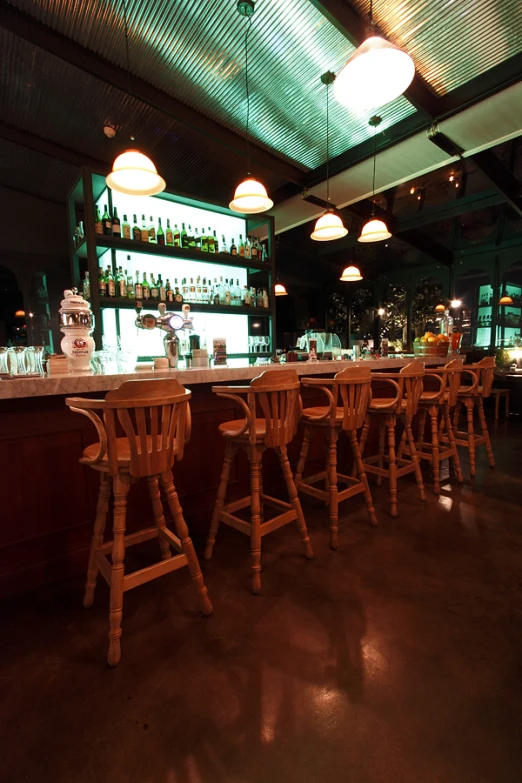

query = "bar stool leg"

[
  {"left": 397, "top": 427, "right": 407, "bottom": 461},
  {"left": 147, "top": 476, "right": 172, "bottom": 561},
  {"left": 465, "top": 398, "right": 477, "bottom": 477},
  {"left": 161, "top": 470, "right": 213, "bottom": 615},
  {"left": 249, "top": 449, "right": 263, "bottom": 594},
  {"left": 405, "top": 416, "right": 426, "bottom": 502},
  {"left": 417, "top": 408, "right": 428, "bottom": 453},
  {"left": 495, "top": 394, "right": 500, "bottom": 421},
  {"left": 444, "top": 405, "right": 463, "bottom": 483},
  {"left": 323, "top": 432, "right": 331, "bottom": 507},
  {"left": 83, "top": 471, "right": 111, "bottom": 609},
  {"left": 477, "top": 397, "right": 495, "bottom": 468},
  {"left": 278, "top": 445, "right": 313, "bottom": 558},
  {"left": 376, "top": 422, "right": 385, "bottom": 485},
  {"left": 353, "top": 415, "right": 370, "bottom": 478},
  {"left": 295, "top": 426, "right": 311, "bottom": 487},
  {"left": 349, "top": 431, "right": 378, "bottom": 527},
  {"left": 205, "top": 441, "right": 235, "bottom": 560},
  {"left": 429, "top": 405, "right": 441, "bottom": 494},
  {"left": 108, "top": 473, "right": 130, "bottom": 667},
  {"left": 326, "top": 428, "right": 339, "bottom": 549},
  {"left": 386, "top": 415, "right": 398, "bottom": 518},
  {"left": 453, "top": 400, "right": 462, "bottom": 430}
]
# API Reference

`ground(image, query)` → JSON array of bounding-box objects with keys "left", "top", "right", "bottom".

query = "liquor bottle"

[
  {"left": 126, "top": 266, "right": 134, "bottom": 299},
  {"left": 141, "top": 214, "right": 149, "bottom": 242},
  {"left": 201, "top": 228, "right": 208, "bottom": 252},
  {"left": 235, "top": 279, "right": 242, "bottom": 305},
  {"left": 187, "top": 225, "right": 195, "bottom": 248},
  {"left": 176, "top": 223, "right": 183, "bottom": 248},
  {"left": 243, "top": 285, "right": 250, "bottom": 306},
  {"left": 166, "top": 279, "right": 174, "bottom": 303},
  {"left": 250, "top": 286, "right": 257, "bottom": 307},
  {"left": 112, "top": 207, "right": 121, "bottom": 238},
  {"left": 194, "top": 228, "right": 201, "bottom": 251},
  {"left": 118, "top": 266, "right": 126, "bottom": 298},
  {"left": 94, "top": 206, "right": 103, "bottom": 235},
  {"left": 148, "top": 216, "right": 156, "bottom": 243},
  {"left": 196, "top": 276, "right": 202, "bottom": 302},
  {"left": 157, "top": 218, "right": 165, "bottom": 246},
  {"left": 220, "top": 234, "right": 227, "bottom": 253},
  {"left": 213, "top": 279, "right": 220, "bottom": 306},
  {"left": 102, "top": 205, "right": 112, "bottom": 236},
  {"left": 158, "top": 274, "right": 166, "bottom": 301},
  {"left": 244, "top": 236, "right": 251, "bottom": 259},
  {"left": 213, "top": 230, "right": 219, "bottom": 254},
  {"left": 263, "top": 288, "right": 269, "bottom": 308},
  {"left": 165, "top": 219, "right": 174, "bottom": 246},
  {"left": 225, "top": 279, "right": 231, "bottom": 305},
  {"left": 98, "top": 267, "right": 107, "bottom": 297},
  {"left": 207, "top": 228, "right": 214, "bottom": 253},
  {"left": 150, "top": 274, "right": 159, "bottom": 300},
  {"left": 250, "top": 237, "right": 258, "bottom": 259},
  {"left": 83, "top": 271, "right": 90, "bottom": 300},
  {"left": 189, "top": 277, "right": 196, "bottom": 302},
  {"left": 238, "top": 234, "right": 244, "bottom": 257},
  {"left": 181, "top": 278, "right": 189, "bottom": 300},
  {"left": 132, "top": 214, "right": 141, "bottom": 241},
  {"left": 142, "top": 272, "right": 151, "bottom": 300},
  {"left": 230, "top": 238, "right": 237, "bottom": 256},
  {"left": 135, "top": 271, "right": 143, "bottom": 300},
  {"left": 106, "top": 268, "right": 116, "bottom": 297},
  {"left": 122, "top": 214, "right": 131, "bottom": 240},
  {"left": 202, "top": 277, "right": 209, "bottom": 303},
  {"left": 256, "top": 288, "right": 264, "bottom": 308},
  {"left": 174, "top": 283, "right": 183, "bottom": 304}
]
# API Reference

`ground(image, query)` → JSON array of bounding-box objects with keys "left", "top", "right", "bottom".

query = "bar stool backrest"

[
  {"left": 249, "top": 369, "right": 302, "bottom": 447},
  {"left": 334, "top": 366, "right": 372, "bottom": 431},
  {"left": 445, "top": 359, "right": 464, "bottom": 407},
  {"left": 400, "top": 362, "right": 425, "bottom": 418},
  {"left": 477, "top": 356, "right": 495, "bottom": 398},
  {"left": 104, "top": 379, "right": 192, "bottom": 477}
]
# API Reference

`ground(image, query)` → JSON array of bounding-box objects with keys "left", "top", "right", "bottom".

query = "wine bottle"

[
  {"left": 140, "top": 214, "right": 148, "bottom": 242},
  {"left": 157, "top": 218, "right": 165, "bottom": 246},
  {"left": 213, "top": 230, "right": 219, "bottom": 254},
  {"left": 230, "top": 238, "right": 237, "bottom": 256},
  {"left": 166, "top": 279, "right": 174, "bottom": 303},
  {"left": 244, "top": 236, "right": 251, "bottom": 259},
  {"left": 158, "top": 274, "right": 166, "bottom": 301},
  {"left": 150, "top": 274, "right": 159, "bottom": 300},
  {"left": 165, "top": 219, "right": 174, "bottom": 246},
  {"left": 112, "top": 207, "right": 121, "bottom": 238},
  {"left": 188, "top": 225, "right": 195, "bottom": 248},
  {"left": 126, "top": 260, "right": 134, "bottom": 299},
  {"left": 122, "top": 214, "right": 131, "bottom": 240},
  {"left": 98, "top": 267, "right": 106, "bottom": 297},
  {"left": 106, "top": 268, "right": 116, "bottom": 297},
  {"left": 194, "top": 228, "right": 201, "bottom": 251},
  {"left": 148, "top": 216, "right": 156, "bottom": 243},
  {"left": 251, "top": 237, "right": 258, "bottom": 259},
  {"left": 238, "top": 234, "right": 244, "bottom": 257},
  {"left": 207, "top": 228, "right": 214, "bottom": 253},
  {"left": 118, "top": 266, "right": 126, "bottom": 297},
  {"left": 135, "top": 270, "right": 143, "bottom": 300},
  {"left": 132, "top": 214, "right": 141, "bottom": 241},
  {"left": 201, "top": 228, "right": 208, "bottom": 252},
  {"left": 180, "top": 223, "right": 188, "bottom": 248},
  {"left": 102, "top": 205, "right": 112, "bottom": 236},
  {"left": 142, "top": 272, "right": 150, "bottom": 300},
  {"left": 174, "top": 223, "right": 181, "bottom": 248},
  {"left": 94, "top": 206, "right": 103, "bottom": 235}
]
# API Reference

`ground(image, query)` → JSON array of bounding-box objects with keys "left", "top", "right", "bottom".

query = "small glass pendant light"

[
  {"left": 275, "top": 283, "right": 288, "bottom": 296},
  {"left": 229, "top": 9, "right": 272, "bottom": 214},
  {"left": 106, "top": 1, "right": 165, "bottom": 196},
  {"left": 311, "top": 73, "right": 348, "bottom": 242},
  {"left": 340, "top": 265, "right": 363, "bottom": 282},
  {"left": 358, "top": 116, "right": 391, "bottom": 244},
  {"left": 499, "top": 294, "right": 514, "bottom": 305}
]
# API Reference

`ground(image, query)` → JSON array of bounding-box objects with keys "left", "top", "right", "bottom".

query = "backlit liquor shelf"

[{"left": 68, "top": 170, "right": 275, "bottom": 362}]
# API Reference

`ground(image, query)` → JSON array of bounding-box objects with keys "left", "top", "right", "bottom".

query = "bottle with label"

[
  {"left": 150, "top": 274, "right": 159, "bottom": 300},
  {"left": 132, "top": 214, "right": 140, "bottom": 241},
  {"left": 118, "top": 266, "right": 126, "bottom": 297},
  {"left": 188, "top": 226, "right": 195, "bottom": 248},
  {"left": 189, "top": 277, "right": 196, "bottom": 302},
  {"left": 166, "top": 279, "right": 174, "bottom": 303},
  {"left": 126, "top": 266, "right": 134, "bottom": 299},
  {"left": 262, "top": 288, "right": 269, "bottom": 308},
  {"left": 235, "top": 279, "right": 242, "bottom": 305},
  {"left": 158, "top": 274, "right": 166, "bottom": 301},
  {"left": 225, "top": 279, "right": 231, "bottom": 305},
  {"left": 94, "top": 206, "right": 103, "bottom": 235},
  {"left": 213, "top": 279, "right": 220, "bottom": 306},
  {"left": 194, "top": 228, "right": 201, "bottom": 251},
  {"left": 256, "top": 288, "right": 264, "bottom": 308},
  {"left": 98, "top": 267, "right": 107, "bottom": 297},
  {"left": 195, "top": 276, "right": 202, "bottom": 302},
  {"left": 251, "top": 238, "right": 258, "bottom": 259},
  {"left": 174, "top": 283, "right": 183, "bottom": 304},
  {"left": 142, "top": 272, "right": 151, "bottom": 300},
  {"left": 122, "top": 214, "right": 131, "bottom": 240},
  {"left": 106, "top": 268, "right": 116, "bottom": 297},
  {"left": 112, "top": 207, "right": 121, "bottom": 238},
  {"left": 238, "top": 235, "right": 244, "bottom": 257},
  {"left": 201, "top": 228, "right": 208, "bottom": 252},
  {"left": 157, "top": 218, "right": 165, "bottom": 246},
  {"left": 102, "top": 205, "right": 112, "bottom": 236},
  {"left": 207, "top": 228, "right": 214, "bottom": 253},
  {"left": 148, "top": 216, "right": 156, "bottom": 243},
  {"left": 135, "top": 271, "right": 143, "bottom": 300},
  {"left": 230, "top": 238, "right": 237, "bottom": 256},
  {"left": 181, "top": 278, "right": 189, "bottom": 300},
  {"left": 243, "top": 285, "right": 250, "bottom": 306},
  {"left": 178, "top": 223, "right": 185, "bottom": 248},
  {"left": 220, "top": 234, "right": 227, "bottom": 253},
  {"left": 213, "top": 230, "right": 219, "bottom": 254},
  {"left": 83, "top": 271, "right": 90, "bottom": 300},
  {"left": 165, "top": 219, "right": 174, "bottom": 246},
  {"left": 244, "top": 237, "right": 251, "bottom": 259},
  {"left": 141, "top": 215, "right": 148, "bottom": 242}
]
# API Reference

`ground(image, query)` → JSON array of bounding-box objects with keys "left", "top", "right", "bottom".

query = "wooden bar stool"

[
  {"left": 204, "top": 369, "right": 313, "bottom": 594},
  {"left": 294, "top": 366, "right": 377, "bottom": 550},
  {"left": 399, "top": 359, "right": 463, "bottom": 494},
  {"left": 66, "top": 379, "right": 212, "bottom": 666},
  {"left": 489, "top": 388, "right": 510, "bottom": 420},
  {"left": 359, "top": 362, "right": 426, "bottom": 518},
  {"left": 452, "top": 357, "right": 496, "bottom": 476}
]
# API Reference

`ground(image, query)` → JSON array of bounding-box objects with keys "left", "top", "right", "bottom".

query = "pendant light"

[
  {"left": 333, "top": 0, "right": 415, "bottom": 111},
  {"left": 499, "top": 294, "right": 514, "bottom": 305},
  {"left": 311, "top": 73, "right": 348, "bottom": 242},
  {"left": 229, "top": 6, "right": 273, "bottom": 214},
  {"left": 106, "top": 0, "right": 165, "bottom": 196},
  {"left": 340, "top": 265, "right": 363, "bottom": 282},
  {"left": 358, "top": 116, "right": 391, "bottom": 244},
  {"left": 434, "top": 303, "right": 446, "bottom": 313},
  {"left": 275, "top": 283, "right": 288, "bottom": 296}
]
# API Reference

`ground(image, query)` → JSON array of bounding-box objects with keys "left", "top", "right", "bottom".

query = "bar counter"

[{"left": 1, "top": 356, "right": 445, "bottom": 597}]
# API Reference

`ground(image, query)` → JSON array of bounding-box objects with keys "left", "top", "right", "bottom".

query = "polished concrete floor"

[{"left": 1, "top": 418, "right": 522, "bottom": 783}]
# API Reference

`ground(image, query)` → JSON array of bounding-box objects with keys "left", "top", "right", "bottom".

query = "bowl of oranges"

[{"left": 413, "top": 332, "right": 450, "bottom": 357}]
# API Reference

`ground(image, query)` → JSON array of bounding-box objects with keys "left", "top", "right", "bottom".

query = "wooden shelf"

[
  {"left": 75, "top": 235, "right": 270, "bottom": 271},
  {"left": 98, "top": 298, "right": 273, "bottom": 317}
]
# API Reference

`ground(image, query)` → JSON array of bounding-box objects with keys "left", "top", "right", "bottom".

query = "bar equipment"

[
  {"left": 59, "top": 288, "right": 95, "bottom": 373},
  {"left": 135, "top": 302, "right": 195, "bottom": 369}
]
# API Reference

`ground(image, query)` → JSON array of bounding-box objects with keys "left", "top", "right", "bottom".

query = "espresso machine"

[{"left": 135, "top": 302, "right": 196, "bottom": 368}]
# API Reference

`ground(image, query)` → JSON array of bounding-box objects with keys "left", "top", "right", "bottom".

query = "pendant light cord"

[
  {"left": 326, "top": 81, "right": 330, "bottom": 205},
  {"left": 244, "top": 17, "right": 253, "bottom": 176},
  {"left": 122, "top": 0, "right": 133, "bottom": 137},
  {"left": 371, "top": 126, "right": 376, "bottom": 216}
]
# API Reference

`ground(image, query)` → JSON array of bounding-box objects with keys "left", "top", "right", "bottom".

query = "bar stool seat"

[
  {"left": 452, "top": 357, "right": 495, "bottom": 476},
  {"left": 205, "top": 369, "right": 313, "bottom": 594},
  {"left": 67, "top": 379, "right": 212, "bottom": 666},
  {"left": 301, "top": 405, "right": 345, "bottom": 424}
]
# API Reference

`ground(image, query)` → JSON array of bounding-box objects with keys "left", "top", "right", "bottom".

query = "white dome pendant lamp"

[
  {"left": 230, "top": 4, "right": 273, "bottom": 214},
  {"left": 106, "top": 0, "right": 165, "bottom": 196},
  {"left": 358, "top": 116, "right": 391, "bottom": 244},
  {"left": 333, "top": 0, "right": 415, "bottom": 111},
  {"left": 311, "top": 72, "right": 348, "bottom": 242}
]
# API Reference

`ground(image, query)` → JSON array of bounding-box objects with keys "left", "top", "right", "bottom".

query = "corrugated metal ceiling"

[
  {"left": 0, "top": 136, "right": 77, "bottom": 202},
  {"left": 351, "top": 0, "right": 522, "bottom": 95},
  {"left": 6, "top": 0, "right": 416, "bottom": 169}
]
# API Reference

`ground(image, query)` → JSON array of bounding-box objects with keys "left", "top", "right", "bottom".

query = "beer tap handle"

[{"left": 158, "top": 302, "right": 167, "bottom": 317}]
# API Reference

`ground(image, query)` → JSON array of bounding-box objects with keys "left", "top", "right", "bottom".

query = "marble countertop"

[{"left": 0, "top": 356, "right": 448, "bottom": 400}]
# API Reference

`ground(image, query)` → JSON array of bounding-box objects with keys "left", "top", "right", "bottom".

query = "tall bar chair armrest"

[
  {"left": 370, "top": 376, "right": 402, "bottom": 409},
  {"left": 67, "top": 405, "right": 108, "bottom": 465},
  {"left": 65, "top": 396, "right": 106, "bottom": 409},
  {"left": 214, "top": 390, "right": 252, "bottom": 438},
  {"left": 300, "top": 377, "right": 338, "bottom": 421},
  {"left": 211, "top": 385, "right": 250, "bottom": 394},
  {"left": 421, "top": 372, "right": 445, "bottom": 400},
  {"left": 459, "top": 369, "right": 480, "bottom": 393},
  {"left": 300, "top": 377, "right": 336, "bottom": 387}
]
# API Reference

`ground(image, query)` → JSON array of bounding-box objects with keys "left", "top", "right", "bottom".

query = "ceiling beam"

[
  {"left": 307, "top": 0, "right": 439, "bottom": 118},
  {"left": 395, "top": 189, "right": 505, "bottom": 231},
  {"left": 0, "top": 1, "right": 307, "bottom": 187},
  {"left": 0, "top": 122, "right": 105, "bottom": 170},
  {"left": 467, "top": 150, "right": 522, "bottom": 219}
]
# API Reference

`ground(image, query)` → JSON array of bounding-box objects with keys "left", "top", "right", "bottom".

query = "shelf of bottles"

[
  {"left": 496, "top": 283, "right": 522, "bottom": 348},
  {"left": 474, "top": 284, "right": 494, "bottom": 348},
  {"left": 69, "top": 171, "right": 274, "bottom": 364}
]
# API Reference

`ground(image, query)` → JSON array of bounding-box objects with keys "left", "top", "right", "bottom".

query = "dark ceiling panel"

[{"left": 0, "top": 136, "right": 77, "bottom": 201}]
